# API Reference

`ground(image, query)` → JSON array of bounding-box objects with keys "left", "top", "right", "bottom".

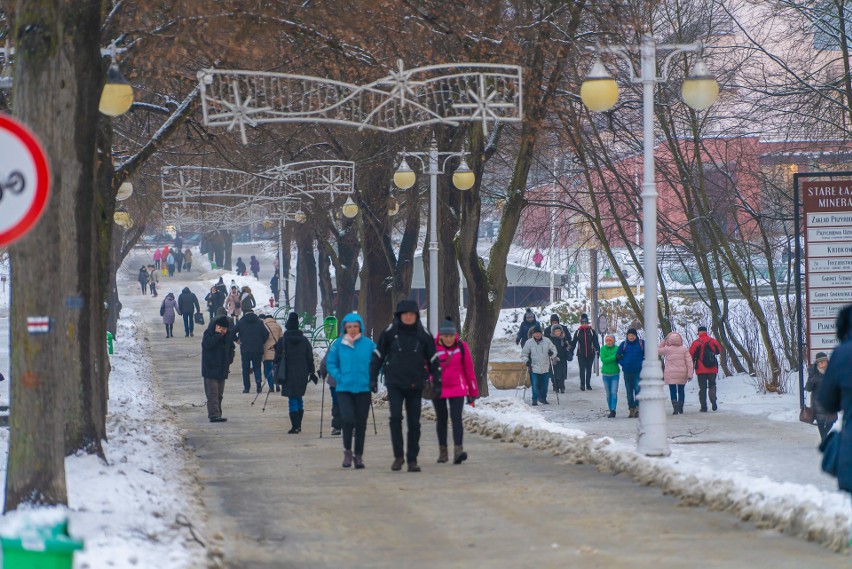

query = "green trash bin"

[{"left": 1, "top": 517, "right": 83, "bottom": 569}]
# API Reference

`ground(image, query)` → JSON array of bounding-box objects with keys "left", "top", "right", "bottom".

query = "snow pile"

[
  {"left": 458, "top": 396, "right": 850, "bottom": 552},
  {"left": 0, "top": 506, "right": 70, "bottom": 537},
  {"left": 62, "top": 308, "right": 210, "bottom": 568}
]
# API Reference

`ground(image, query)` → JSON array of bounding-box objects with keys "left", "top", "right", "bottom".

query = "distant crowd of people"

[{"left": 516, "top": 309, "right": 722, "bottom": 418}]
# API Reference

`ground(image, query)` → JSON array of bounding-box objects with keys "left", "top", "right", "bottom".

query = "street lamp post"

[
  {"left": 580, "top": 34, "right": 719, "bottom": 456},
  {"left": 394, "top": 137, "right": 475, "bottom": 336}
]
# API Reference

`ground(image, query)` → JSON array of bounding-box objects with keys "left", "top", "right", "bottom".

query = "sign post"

[
  {"left": 795, "top": 172, "right": 852, "bottom": 408},
  {"left": 0, "top": 114, "right": 51, "bottom": 248}
]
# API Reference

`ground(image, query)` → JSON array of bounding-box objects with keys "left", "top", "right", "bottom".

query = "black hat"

[
  {"left": 395, "top": 299, "right": 420, "bottom": 316},
  {"left": 285, "top": 312, "right": 299, "bottom": 331},
  {"left": 580, "top": 313, "right": 589, "bottom": 323},
  {"left": 815, "top": 352, "right": 829, "bottom": 363},
  {"left": 550, "top": 313, "right": 559, "bottom": 323},
  {"left": 439, "top": 317, "right": 457, "bottom": 335},
  {"left": 214, "top": 316, "right": 230, "bottom": 328},
  {"left": 698, "top": 325, "right": 708, "bottom": 332},
  {"left": 531, "top": 324, "right": 542, "bottom": 334},
  {"left": 215, "top": 307, "right": 228, "bottom": 318},
  {"left": 627, "top": 328, "right": 638, "bottom": 336}
]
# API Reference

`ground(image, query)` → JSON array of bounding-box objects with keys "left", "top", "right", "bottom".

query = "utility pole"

[{"left": 590, "top": 248, "right": 599, "bottom": 374}]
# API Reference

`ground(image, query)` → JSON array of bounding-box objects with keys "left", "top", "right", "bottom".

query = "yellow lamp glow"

[
  {"left": 341, "top": 196, "right": 359, "bottom": 219},
  {"left": 452, "top": 158, "right": 476, "bottom": 191},
  {"left": 294, "top": 209, "right": 307, "bottom": 223},
  {"left": 681, "top": 58, "right": 718, "bottom": 111},
  {"left": 99, "top": 62, "right": 134, "bottom": 117},
  {"left": 113, "top": 211, "right": 133, "bottom": 228},
  {"left": 393, "top": 159, "right": 416, "bottom": 190},
  {"left": 579, "top": 59, "right": 619, "bottom": 112}
]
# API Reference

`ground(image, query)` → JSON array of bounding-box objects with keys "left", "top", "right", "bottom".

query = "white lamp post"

[
  {"left": 580, "top": 34, "right": 718, "bottom": 456},
  {"left": 393, "top": 137, "right": 476, "bottom": 336}
]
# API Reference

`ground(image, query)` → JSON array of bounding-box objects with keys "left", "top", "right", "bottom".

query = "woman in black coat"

[{"left": 274, "top": 312, "right": 317, "bottom": 434}]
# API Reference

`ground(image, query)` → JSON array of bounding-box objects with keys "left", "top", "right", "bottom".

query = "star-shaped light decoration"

[{"left": 451, "top": 74, "right": 517, "bottom": 137}]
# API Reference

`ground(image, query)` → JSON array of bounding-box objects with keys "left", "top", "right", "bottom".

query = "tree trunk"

[
  {"left": 6, "top": 0, "right": 106, "bottom": 509},
  {"left": 282, "top": 224, "right": 293, "bottom": 308},
  {"left": 358, "top": 164, "right": 394, "bottom": 336},
  {"left": 223, "top": 230, "right": 233, "bottom": 271},
  {"left": 334, "top": 220, "right": 360, "bottom": 323},
  {"left": 318, "top": 245, "right": 334, "bottom": 317},
  {"left": 294, "top": 230, "right": 317, "bottom": 315}
]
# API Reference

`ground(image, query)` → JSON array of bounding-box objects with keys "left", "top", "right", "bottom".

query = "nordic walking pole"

[
  {"left": 261, "top": 388, "right": 272, "bottom": 412},
  {"left": 250, "top": 387, "right": 264, "bottom": 406},
  {"left": 319, "top": 376, "right": 326, "bottom": 439},
  {"left": 370, "top": 399, "right": 378, "bottom": 435}
]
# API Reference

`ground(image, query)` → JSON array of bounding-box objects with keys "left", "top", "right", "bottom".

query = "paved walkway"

[{"left": 119, "top": 251, "right": 848, "bottom": 568}]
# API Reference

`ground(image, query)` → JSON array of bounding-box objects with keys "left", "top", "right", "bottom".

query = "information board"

[{"left": 802, "top": 180, "right": 852, "bottom": 363}]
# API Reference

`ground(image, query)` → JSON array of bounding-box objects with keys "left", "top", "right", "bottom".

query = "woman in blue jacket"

[
  {"left": 326, "top": 312, "right": 376, "bottom": 469},
  {"left": 819, "top": 305, "right": 852, "bottom": 494},
  {"left": 617, "top": 328, "right": 645, "bottom": 419}
]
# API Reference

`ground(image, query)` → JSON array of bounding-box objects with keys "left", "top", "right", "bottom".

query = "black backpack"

[{"left": 698, "top": 342, "right": 718, "bottom": 369}]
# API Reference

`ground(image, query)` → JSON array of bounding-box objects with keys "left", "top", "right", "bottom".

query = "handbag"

[
  {"left": 274, "top": 342, "right": 287, "bottom": 383},
  {"left": 194, "top": 313, "right": 205, "bottom": 325},
  {"left": 799, "top": 405, "right": 815, "bottom": 424},
  {"left": 422, "top": 380, "right": 440, "bottom": 400},
  {"left": 820, "top": 413, "right": 848, "bottom": 478}
]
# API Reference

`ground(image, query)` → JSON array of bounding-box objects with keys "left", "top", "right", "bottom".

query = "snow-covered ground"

[
  {"left": 473, "top": 352, "right": 852, "bottom": 552},
  {"left": 0, "top": 291, "right": 207, "bottom": 568}
]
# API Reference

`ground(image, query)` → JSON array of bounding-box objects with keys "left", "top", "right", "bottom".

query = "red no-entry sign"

[{"left": 0, "top": 114, "right": 50, "bottom": 248}]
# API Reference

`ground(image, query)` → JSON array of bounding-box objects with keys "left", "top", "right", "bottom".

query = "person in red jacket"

[
  {"left": 689, "top": 325, "right": 723, "bottom": 412},
  {"left": 434, "top": 318, "right": 479, "bottom": 465}
]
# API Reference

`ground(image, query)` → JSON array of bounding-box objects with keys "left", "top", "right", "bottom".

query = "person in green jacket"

[{"left": 599, "top": 334, "right": 620, "bottom": 418}]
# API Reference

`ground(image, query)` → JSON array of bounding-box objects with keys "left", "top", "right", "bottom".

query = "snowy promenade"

[{"left": 113, "top": 250, "right": 849, "bottom": 568}]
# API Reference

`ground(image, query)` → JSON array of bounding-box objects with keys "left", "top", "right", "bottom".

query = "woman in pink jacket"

[
  {"left": 658, "top": 331, "right": 694, "bottom": 415},
  {"left": 434, "top": 318, "right": 479, "bottom": 464}
]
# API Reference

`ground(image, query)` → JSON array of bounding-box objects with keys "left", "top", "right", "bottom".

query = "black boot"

[
  {"left": 297, "top": 409, "right": 304, "bottom": 433},
  {"left": 672, "top": 400, "right": 678, "bottom": 415},
  {"left": 678, "top": 401, "right": 685, "bottom": 414},
  {"left": 288, "top": 412, "right": 299, "bottom": 434}
]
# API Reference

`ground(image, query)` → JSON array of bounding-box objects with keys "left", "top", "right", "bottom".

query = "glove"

[
  {"left": 466, "top": 395, "right": 478, "bottom": 405},
  {"left": 525, "top": 360, "right": 532, "bottom": 369},
  {"left": 552, "top": 357, "right": 560, "bottom": 364},
  {"left": 309, "top": 373, "right": 319, "bottom": 385},
  {"left": 370, "top": 380, "right": 378, "bottom": 393}
]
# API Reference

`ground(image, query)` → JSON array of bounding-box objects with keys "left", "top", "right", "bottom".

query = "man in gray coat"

[{"left": 521, "top": 325, "right": 555, "bottom": 406}]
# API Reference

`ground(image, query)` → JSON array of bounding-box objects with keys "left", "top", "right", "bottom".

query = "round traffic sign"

[
  {"left": 0, "top": 114, "right": 50, "bottom": 248},
  {"left": 597, "top": 314, "right": 608, "bottom": 333}
]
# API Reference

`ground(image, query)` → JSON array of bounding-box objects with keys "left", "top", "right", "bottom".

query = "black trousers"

[
  {"left": 697, "top": 373, "right": 717, "bottom": 409},
  {"left": 577, "top": 354, "right": 594, "bottom": 388},
  {"left": 551, "top": 360, "right": 567, "bottom": 391},
  {"left": 435, "top": 396, "right": 465, "bottom": 447},
  {"left": 387, "top": 386, "right": 422, "bottom": 462},
  {"left": 817, "top": 418, "right": 836, "bottom": 443},
  {"left": 241, "top": 352, "right": 263, "bottom": 390},
  {"left": 338, "top": 391, "right": 371, "bottom": 455}
]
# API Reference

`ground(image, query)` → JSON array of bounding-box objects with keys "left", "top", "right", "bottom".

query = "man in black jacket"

[
  {"left": 202, "top": 316, "right": 235, "bottom": 423},
  {"left": 572, "top": 313, "right": 600, "bottom": 391},
  {"left": 370, "top": 300, "right": 441, "bottom": 472},
  {"left": 232, "top": 309, "right": 269, "bottom": 394},
  {"left": 177, "top": 287, "right": 202, "bottom": 337}
]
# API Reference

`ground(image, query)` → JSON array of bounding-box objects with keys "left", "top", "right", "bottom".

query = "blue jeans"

[
  {"left": 669, "top": 384, "right": 685, "bottom": 403},
  {"left": 602, "top": 374, "right": 619, "bottom": 411},
  {"left": 263, "top": 360, "right": 275, "bottom": 390},
  {"left": 182, "top": 312, "right": 194, "bottom": 336},
  {"left": 623, "top": 371, "right": 641, "bottom": 408},
  {"left": 288, "top": 397, "right": 304, "bottom": 412},
  {"left": 241, "top": 352, "right": 263, "bottom": 390},
  {"left": 530, "top": 372, "right": 550, "bottom": 403}
]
